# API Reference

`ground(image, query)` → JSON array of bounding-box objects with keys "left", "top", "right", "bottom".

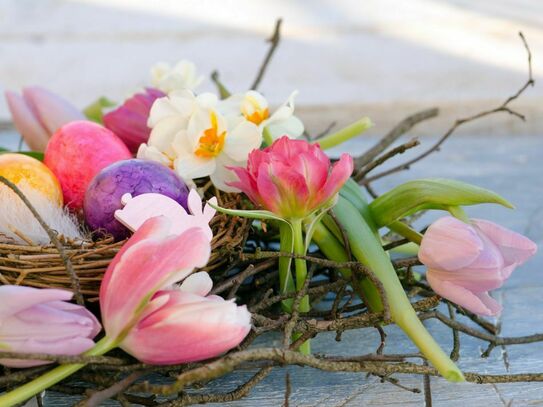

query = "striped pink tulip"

[
  {"left": 100, "top": 216, "right": 251, "bottom": 364},
  {"left": 419, "top": 216, "right": 537, "bottom": 316},
  {"left": 0, "top": 286, "right": 100, "bottom": 368},
  {"left": 5, "top": 87, "right": 84, "bottom": 151},
  {"left": 228, "top": 136, "right": 354, "bottom": 219},
  {"left": 103, "top": 88, "right": 165, "bottom": 153}
]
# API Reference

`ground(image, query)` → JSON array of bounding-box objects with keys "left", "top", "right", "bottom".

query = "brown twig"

[
  {"left": 362, "top": 32, "right": 534, "bottom": 184},
  {"left": 250, "top": 18, "right": 283, "bottom": 90},
  {"left": 354, "top": 108, "right": 438, "bottom": 169},
  {"left": 354, "top": 138, "right": 420, "bottom": 181}
]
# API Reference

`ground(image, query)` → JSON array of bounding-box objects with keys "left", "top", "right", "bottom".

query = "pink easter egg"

[{"left": 44, "top": 120, "right": 132, "bottom": 211}]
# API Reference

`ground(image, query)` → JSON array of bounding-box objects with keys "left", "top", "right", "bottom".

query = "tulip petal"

[
  {"left": 317, "top": 153, "right": 354, "bottom": 205},
  {"left": 100, "top": 217, "right": 210, "bottom": 338},
  {"left": 23, "top": 87, "right": 84, "bottom": 135},
  {"left": 473, "top": 219, "right": 537, "bottom": 275},
  {"left": 0, "top": 336, "right": 96, "bottom": 368},
  {"left": 426, "top": 271, "right": 501, "bottom": 316},
  {"left": 178, "top": 272, "right": 213, "bottom": 296},
  {"left": 5, "top": 90, "right": 50, "bottom": 151},
  {"left": 419, "top": 217, "right": 484, "bottom": 271},
  {"left": 122, "top": 293, "right": 250, "bottom": 364},
  {"left": 0, "top": 286, "right": 72, "bottom": 321}
]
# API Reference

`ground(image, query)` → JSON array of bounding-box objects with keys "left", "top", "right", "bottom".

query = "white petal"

[
  {"left": 174, "top": 154, "right": 216, "bottom": 180},
  {"left": 223, "top": 121, "right": 261, "bottom": 161},
  {"left": 187, "top": 189, "right": 204, "bottom": 216},
  {"left": 148, "top": 116, "right": 186, "bottom": 155},
  {"left": 147, "top": 97, "right": 179, "bottom": 128},
  {"left": 196, "top": 93, "right": 219, "bottom": 109},
  {"left": 268, "top": 90, "right": 298, "bottom": 123},
  {"left": 265, "top": 116, "right": 304, "bottom": 140},
  {"left": 218, "top": 93, "right": 244, "bottom": 117},
  {"left": 179, "top": 272, "right": 213, "bottom": 296},
  {"left": 210, "top": 155, "right": 243, "bottom": 192},
  {"left": 137, "top": 144, "right": 173, "bottom": 167}
]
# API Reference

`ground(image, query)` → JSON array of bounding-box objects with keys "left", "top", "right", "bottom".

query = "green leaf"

[
  {"left": 369, "top": 178, "right": 514, "bottom": 228},
  {"left": 83, "top": 97, "right": 116, "bottom": 124}
]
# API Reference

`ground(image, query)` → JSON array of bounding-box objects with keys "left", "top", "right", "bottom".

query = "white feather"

[{"left": 0, "top": 182, "right": 83, "bottom": 245}]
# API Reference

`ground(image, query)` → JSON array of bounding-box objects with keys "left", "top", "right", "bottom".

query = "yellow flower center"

[
  {"left": 195, "top": 111, "right": 226, "bottom": 158},
  {"left": 242, "top": 95, "right": 270, "bottom": 125}
]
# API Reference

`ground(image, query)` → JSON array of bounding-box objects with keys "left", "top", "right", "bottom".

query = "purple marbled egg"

[{"left": 84, "top": 159, "right": 189, "bottom": 240}]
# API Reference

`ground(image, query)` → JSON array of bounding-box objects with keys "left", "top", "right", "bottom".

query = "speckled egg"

[
  {"left": 0, "top": 153, "right": 63, "bottom": 206},
  {"left": 84, "top": 159, "right": 189, "bottom": 240},
  {"left": 44, "top": 121, "right": 132, "bottom": 211}
]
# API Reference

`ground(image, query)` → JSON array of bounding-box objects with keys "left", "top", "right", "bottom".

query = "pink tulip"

[
  {"left": 419, "top": 216, "right": 537, "bottom": 316},
  {"left": 5, "top": 87, "right": 84, "bottom": 152},
  {"left": 100, "top": 216, "right": 251, "bottom": 364},
  {"left": 228, "top": 136, "right": 354, "bottom": 219},
  {"left": 103, "top": 88, "right": 165, "bottom": 153},
  {"left": 0, "top": 286, "right": 101, "bottom": 368}
]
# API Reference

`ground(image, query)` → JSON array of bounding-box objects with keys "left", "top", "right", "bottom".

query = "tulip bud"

[
  {"left": 103, "top": 88, "right": 165, "bottom": 153},
  {"left": 0, "top": 286, "right": 100, "bottom": 368},
  {"left": 5, "top": 87, "right": 84, "bottom": 151},
  {"left": 419, "top": 216, "right": 537, "bottom": 316}
]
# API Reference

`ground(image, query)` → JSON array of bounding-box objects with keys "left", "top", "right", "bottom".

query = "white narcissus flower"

[
  {"left": 151, "top": 60, "right": 204, "bottom": 93},
  {"left": 138, "top": 90, "right": 261, "bottom": 192},
  {"left": 221, "top": 90, "right": 304, "bottom": 144}
]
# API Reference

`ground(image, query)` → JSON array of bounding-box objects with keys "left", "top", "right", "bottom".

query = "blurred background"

[{"left": 0, "top": 0, "right": 542, "bottom": 138}]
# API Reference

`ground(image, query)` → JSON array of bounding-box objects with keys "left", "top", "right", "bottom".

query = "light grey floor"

[{"left": 4, "top": 132, "right": 543, "bottom": 406}]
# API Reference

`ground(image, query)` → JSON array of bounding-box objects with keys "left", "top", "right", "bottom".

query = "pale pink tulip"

[
  {"left": 0, "top": 286, "right": 101, "bottom": 368},
  {"left": 5, "top": 87, "right": 84, "bottom": 151},
  {"left": 419, "top": 216, "right": 537, "bottom": 316},
  {"left": 103, "top": 88, "right": 165, "bottom": 153},
  {"left": 100, "top": 216, "right": 251, "bottom": 364},
  {"left": 228, "top": 136, "right": 354, "bottom": 219}
]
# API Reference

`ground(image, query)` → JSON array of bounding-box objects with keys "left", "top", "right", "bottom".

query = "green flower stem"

[
  {"left": 279, "top": 222, "right": 296, "bottom": 312},
  {"left": 333, "top": 197, "right": 464, "bottom": 382},
  {"left": 311, "top": 222, "right": 351, "bottom": 279},
  {"left": 291, "top": 218, "right": 311, "bottom": 354},
  {"left": 263, "top": 127, "right": 274, "bottom": 147},
  {"left": 316, "top": 117, "right": 373, "bottom": 150},
  {"left": 0, "top": 336, "right": 117, "bottom": 406},
  {"left": 388, "top": 221, "right": 423, "bottom": 245}
]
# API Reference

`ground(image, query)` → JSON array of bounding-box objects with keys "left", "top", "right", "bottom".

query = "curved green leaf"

[{"left": 369, "top": 178, "right": 513, "bottom": 227}]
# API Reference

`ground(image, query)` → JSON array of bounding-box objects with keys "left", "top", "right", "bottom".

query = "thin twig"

[
  {"left": 362, "top": 32, "right": 534, "bottom": 184},
  {"left": 354, "top": 138, "right": 420, "bottom": 181},
  {"left": 250, "top": 18, "right": 283, "bottom": 90},
  {"left": 354, "top": 108, "right": 438, "bottom": 169}
]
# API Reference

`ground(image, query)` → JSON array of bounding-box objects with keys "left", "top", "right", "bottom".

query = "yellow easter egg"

[{"left": 0, "top": 153, "right": 63, "bottom": 206}]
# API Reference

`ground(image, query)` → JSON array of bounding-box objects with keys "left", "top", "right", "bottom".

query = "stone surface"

[
  {"left": 1, "top": 130, "right": 538, "bottom": 406},
  {"left": 1, "top": 0, "right": 543, "bottom": 135}
]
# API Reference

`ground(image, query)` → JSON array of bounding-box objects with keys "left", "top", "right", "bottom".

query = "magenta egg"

[
  {"left": 44, "top": 121, "right": 132, "bottom": 211},
  {"left": 84, "top": 159, "right": 189, "bottom": 240}
]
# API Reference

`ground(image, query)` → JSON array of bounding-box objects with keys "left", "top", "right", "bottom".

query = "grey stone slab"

[{"left": 2, "top": 132, "right": 542, "bottom": 405}]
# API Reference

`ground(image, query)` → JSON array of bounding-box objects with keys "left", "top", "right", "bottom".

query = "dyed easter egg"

[
  {"left": 0, "top": 153, "right": 63, "bottom": 205},
  {"left": 44, "top": 121, "right": 132, "bottom": 211},
  {"left": 84, "top": 159, "right": 189, "bottom": 240}
]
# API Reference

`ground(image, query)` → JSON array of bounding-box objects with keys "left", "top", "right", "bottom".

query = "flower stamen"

[{"left": 195, "top": 111, "right": 226, "bottom": 158}]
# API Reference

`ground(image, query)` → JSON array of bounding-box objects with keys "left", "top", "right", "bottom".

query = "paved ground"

[
  {"left": 4, "top": 130, "right": 541, "bottom": 406},
  {"left": 1, "top": 0, "right": 542, "bottom": 135}
]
